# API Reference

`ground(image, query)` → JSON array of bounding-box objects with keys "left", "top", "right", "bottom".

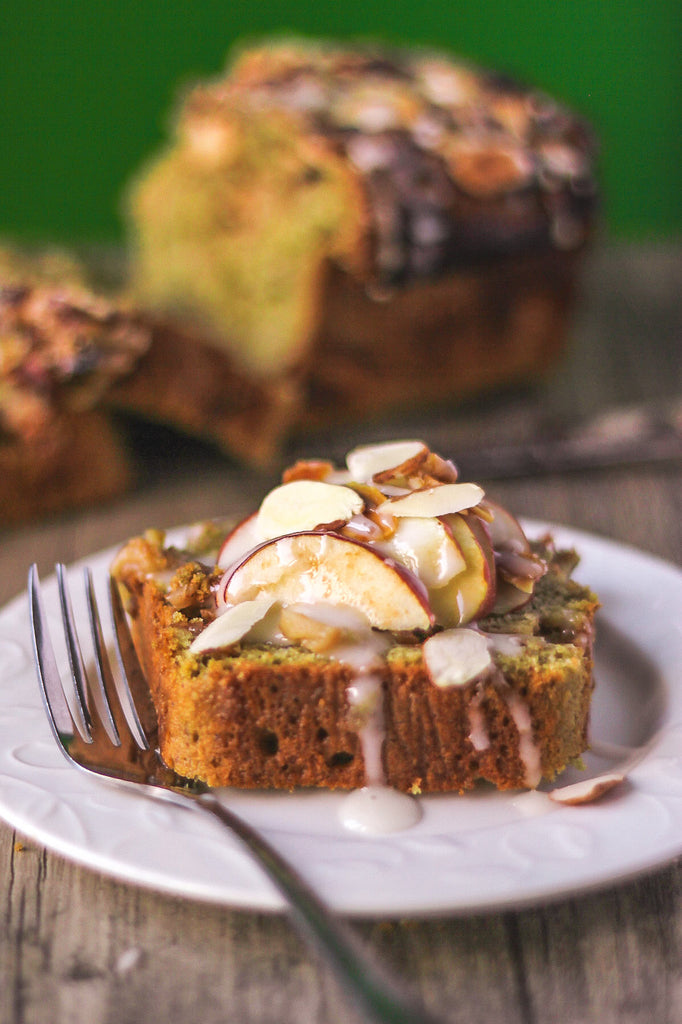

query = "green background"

[{"left": 1, "top": 0, "right": 680, "bottom": 246}]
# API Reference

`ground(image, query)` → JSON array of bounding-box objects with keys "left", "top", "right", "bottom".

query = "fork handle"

[{"left": 187, "top": 791, "right": 446, "bottom": 1024}]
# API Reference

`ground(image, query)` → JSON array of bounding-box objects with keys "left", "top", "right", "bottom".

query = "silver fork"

[{"left": 28, "top": 562, "right": 447, "bottom": 1024}]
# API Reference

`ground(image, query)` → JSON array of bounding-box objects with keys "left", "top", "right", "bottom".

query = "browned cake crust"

[
  {"left": 304, "top": 250, "right": 577, "bottom": 426},
  {"left": 113, "top": 531, "right": 597, "bottom": 794}
]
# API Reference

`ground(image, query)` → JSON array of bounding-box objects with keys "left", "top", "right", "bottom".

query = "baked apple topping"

[{"left": 197, "top": 440, "right": 547, "bottom": 672}]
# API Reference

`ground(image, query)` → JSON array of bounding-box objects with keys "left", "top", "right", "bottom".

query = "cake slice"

[
  {"left": 111, "top": 440, "right": 598, "bottom": 794},
  {"left": 0, "top": 255, "right": 150, "bottom": 526}
]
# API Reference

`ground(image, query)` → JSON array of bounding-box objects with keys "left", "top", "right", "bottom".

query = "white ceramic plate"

[{"left": 0, "top": 522, "right": 680, "bottom": 918}]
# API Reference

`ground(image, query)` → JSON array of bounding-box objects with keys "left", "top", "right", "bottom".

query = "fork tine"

[
  {"left": 54, "top": 564, "right": 93, "bottom": 743},
  {"left": 28, "top": 564, "right": 89, "bottom": 749},
  {"left": 106, "top": 574, "right": 150, "bottom": 751},
  {"left": 82, "top": 567, "right": 122, "bottom": 747}
]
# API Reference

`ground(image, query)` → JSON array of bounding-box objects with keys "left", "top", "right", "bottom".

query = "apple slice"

[
  {"left": 481, "top": 498, "right": 546, "bottom": 612},
  {"left": 217, "top": 512, "right": 261, "bottom": 568},
  {"left": 374, "top": 516, "right": 466, "bottom": 589},
  {"left": 346, "top": 440, "right": 426, "bottom": 483},
  {"left": 495, "top": 550, "right": 544, "bottom": 590},
  {"left": 429, "top": 513, "right": 496, "bottom": 626},
  {"left": 189, "top": 596, "right": 277, "bottom": 653},
  {"left": 482, "top": 498, "right": 530, "bottom": 554},
  {"left": 489, "top": 579, "right": 534, "bottom": 615},
  {"left": 219, "top": 532, "right": 434, "bottom": 632},
  {"left": 377, "top": 482, "right": 484, "bottom": 519},
  {"left": 256, "top": 480, "right": 364, "bottom": 538},
  {"left": 423, "top": 628, "right": 492, "bottom": 688}
]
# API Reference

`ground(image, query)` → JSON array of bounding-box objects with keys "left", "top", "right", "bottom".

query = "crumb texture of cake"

[
  {"left": 106, "top": 315, "right": 301, "bottom": 467},
  {"left": 126, "top": 39, "right": 597, "bottom": 437},
  {"left": 111, "top": 440, "right": 599, "bottom": 796}
]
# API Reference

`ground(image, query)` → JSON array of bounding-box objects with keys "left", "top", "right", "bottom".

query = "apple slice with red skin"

[
  {"left": 482, "top": 498, "right": 545, "bottom": 579},
  {"left": 217, "top": 512, "right": 261, "bottom": 568},
  {"left": 374, "top": 515, "right": 466, "bottom": 589},
  {"left": 481, "top": 499, "right": 546, "bottom": 613},
  {"left": 429, "top": 513, "right": 496, "bottom": 626},
  {"left": 489, "top": 578, "right": 534, "bottom": 615},
  {"left": 218, "top": 531, "right": 434, "bottom": 632},
  {"left": 482, "top": 498, "right": 529, "bottom": 552}
]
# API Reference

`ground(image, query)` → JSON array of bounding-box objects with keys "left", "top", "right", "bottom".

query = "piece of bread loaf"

[
  {"left": 111, "top": 440, "right": 598, "bottom": 794},
  {"left": 0, "top": 258, "right": 150, "bottom": 527},
  {"left": 126, "top": 40, "right": 598, "bottom": 439}
]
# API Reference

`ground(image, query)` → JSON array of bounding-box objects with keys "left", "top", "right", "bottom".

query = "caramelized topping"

[
  {"left": 372, "top": 447, "right": 458, "bottom": 489},
  {"left": 282, "top": 458, "right": 335, "bottom": 483}
]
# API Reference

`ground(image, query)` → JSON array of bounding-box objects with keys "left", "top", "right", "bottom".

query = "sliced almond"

[
  {"left": 378, "top": 482, "right": 484, "bottom": 519},
  {"left": 548, "top": 772, "right": 625, "bottom": 805},
  {"left": 257, "top": 480, "right": 364, "bottom": 539},
  {"left": 346, "top": 440, "right": 427, "bottom": 483},
  {"left": 190, "top": 596, "right": 277, "bottom": 653},
  {"left": 373, "top": 449, "right": 459, "bottom": 489},
  {"left": 423, "top": 628, "right": 492, "bottom": 688}
]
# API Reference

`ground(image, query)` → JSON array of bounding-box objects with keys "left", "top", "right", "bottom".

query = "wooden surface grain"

[{"left": 1, "top": 244, "right": 681, "bottom": 1024}]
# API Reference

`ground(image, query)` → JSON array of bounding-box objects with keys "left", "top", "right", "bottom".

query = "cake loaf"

[
  {"left": 111, "top": 440, "right": 599, "bottom": 794},
  {"left": 126, "top": 40, "right": 598, "bottom": 437}
]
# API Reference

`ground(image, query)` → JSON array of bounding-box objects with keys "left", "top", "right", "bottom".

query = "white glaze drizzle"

[
  {"left": 345, "top": 673, "right": 385, "bottom": 786},
  {"left": 505, "top": 688, "right": 542, "bottom": 789},
  {"left": 312, "top": 612, "right": 422, "bottom": 834},
  {"left": 466, "top": 688, "right": 490, "bottom": 752},
  {"left": 338, "top": 785, "right": 421, "bottom": 835}
]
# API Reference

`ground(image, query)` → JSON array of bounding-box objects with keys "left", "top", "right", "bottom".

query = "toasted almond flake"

[
  {"left": 346, "top": 440, "right": 426, "bottom": 483},
  {"left": 257, "top": 480, "right": 363, "bottom": 538},
  {"left": 190, "top": 597, "right": 277, "bottom": 653},
  {"left": 378, "top": 482, "right": 484, "bottom": 519},
  {"left": 548, "top": 772, "right": 625, "bottom": 805},
  {"left": 423, "top": 628, "right": 492, "bottom": 688}
]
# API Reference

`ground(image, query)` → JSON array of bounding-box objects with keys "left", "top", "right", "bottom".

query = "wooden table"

[{"left": 1, "top": 244, "right": 681, "bottom": 1024}]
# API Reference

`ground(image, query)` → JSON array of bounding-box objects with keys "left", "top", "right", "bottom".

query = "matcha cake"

[
  {"left": 126, "top": 40, "right": 597, "bottom": 438},
  {"left": 111, "top": 440, "right": 598, "bottom": 794}
]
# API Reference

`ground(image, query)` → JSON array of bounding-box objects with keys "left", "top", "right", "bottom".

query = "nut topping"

[
  {"left": 279, "top": 606, "right": 343, "bottom": 652},
  {"left": 282, "top": 458, "right": 335, "bottom": 483},
  {"left": 373, "top": 447, "right": 459, "bottom": 489}
]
